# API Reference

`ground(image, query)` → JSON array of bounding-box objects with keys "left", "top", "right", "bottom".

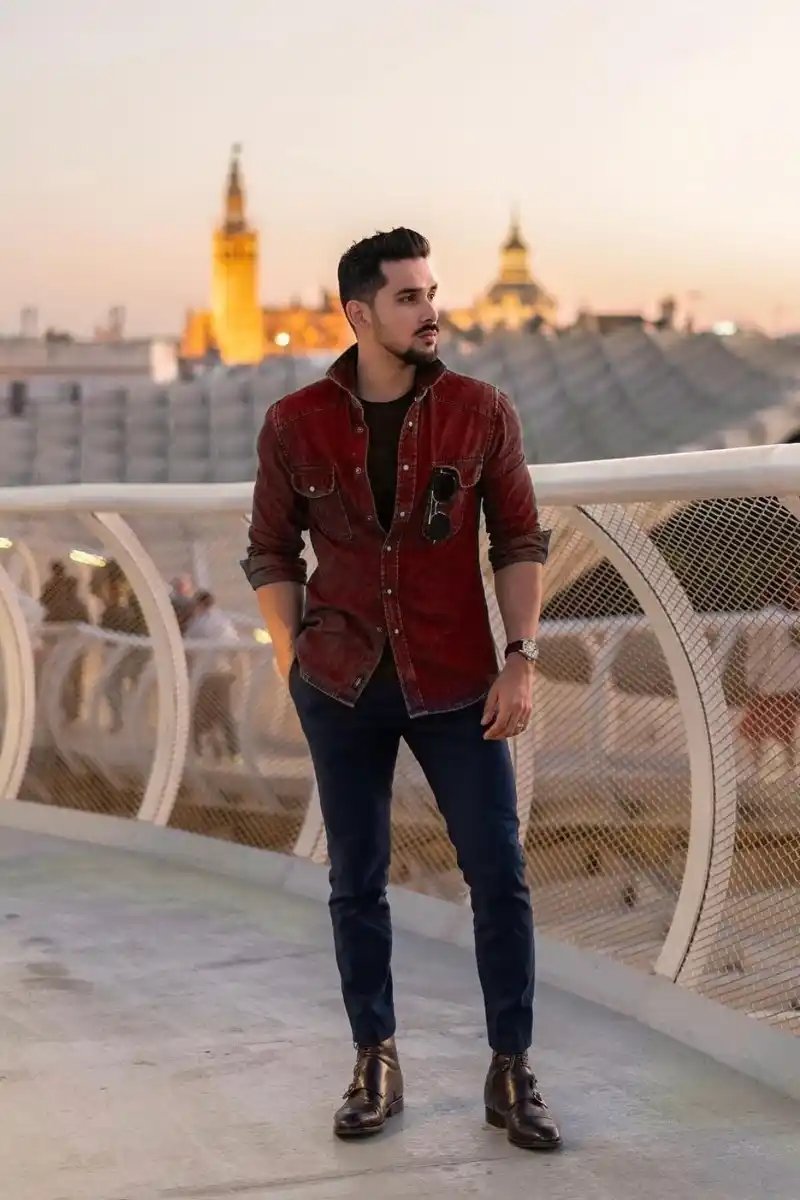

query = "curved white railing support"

[
  {"left": 83, "top": 512, "right": 190, "bottom": 826},
  {"left": 1, "top": 537, "right": 40, "bottom": 598},
  {"left": 0, "top": 562, "right": 37, "bottom": 801},
  {"left": 567, "top": 503, "right": 738, "bottom": 981}
]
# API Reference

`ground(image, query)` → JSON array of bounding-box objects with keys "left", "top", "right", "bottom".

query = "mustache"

[{"left": 415, "top": 323, "right": 439, "bottom": 335}]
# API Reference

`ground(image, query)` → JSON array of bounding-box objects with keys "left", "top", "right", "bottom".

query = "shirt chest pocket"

[
  {"left": 291, "top": 464, "right": 353, "bottom": 542},
  {"left": 423, "top": 457, "right": 483, "bottom": 543}
]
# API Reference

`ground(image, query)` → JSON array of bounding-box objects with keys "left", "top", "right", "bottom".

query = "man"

[
  {"left": 169, "top": 574, "right": 197, "bottom": 634},
  {"left": 242, "top": 228, "right": 560, "bottom": 1151},
  {"left": 741, "top": 576, "right": 800, "bottom": 774},
  {"left": 185, "top": 590, "right": 241, "bottom": 760},
  {"left": 38, "top": 563, "right": 90, "bottom": 721}
]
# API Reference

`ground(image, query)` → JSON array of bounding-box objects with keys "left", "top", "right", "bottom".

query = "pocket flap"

[
  {"left": 291, "top": 464, "right": 336, "bottom": 498},
  {"left": 453, "top": 458, "right": 483, "bottom": 488}
]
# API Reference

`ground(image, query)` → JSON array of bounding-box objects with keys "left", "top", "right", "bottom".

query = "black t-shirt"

[
  {"left": 360, "top": 388, "right": 415, "bottom": 677},
  {"left": 361, "top": 389, "right": 415, "bottom": 532}
]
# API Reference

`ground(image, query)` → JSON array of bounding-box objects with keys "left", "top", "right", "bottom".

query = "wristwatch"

[{"left": 505, "top": 638, "right": 539, "bottom": 664}]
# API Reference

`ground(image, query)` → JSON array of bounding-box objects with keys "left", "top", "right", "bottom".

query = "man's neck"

[{"left": 355, "top": 343, "right": 416, "bottom": 404}]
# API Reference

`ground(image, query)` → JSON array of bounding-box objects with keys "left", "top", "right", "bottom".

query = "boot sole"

[
  {"left": 485, "top": 1106, "right": 562, "bottom": 1151},
  {"left": 334, "top": 1096, "right": 404, "bottom": 1139}
]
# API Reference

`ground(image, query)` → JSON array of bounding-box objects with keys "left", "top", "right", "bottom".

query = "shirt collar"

[{"left": 326, "top": 343, "right": 446, "bottom": 402}]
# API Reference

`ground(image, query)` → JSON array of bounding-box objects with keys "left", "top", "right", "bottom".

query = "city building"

[
  {"left": 0, "top": 332, "right": 177, "bottom": 407},
  {"left": 447, "top": 214, "right": 558, "bottom": 335},
  {"left": 181, "top": 147, "right": 352, "bottom": 365}
]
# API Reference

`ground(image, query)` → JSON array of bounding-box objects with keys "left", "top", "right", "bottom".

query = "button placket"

[{"left": 383, "top": 391, "right": 421, "bottom": 657}]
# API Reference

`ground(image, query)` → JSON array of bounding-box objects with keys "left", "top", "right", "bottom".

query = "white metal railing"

[{"left": 1, "top": 443, "right": 799, "bottom": 1032}]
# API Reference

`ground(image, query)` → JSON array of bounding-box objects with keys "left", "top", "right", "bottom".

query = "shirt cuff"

[
  {"left": 240, "top": 556, "right": 307, "bottom": 590},
  {"left": 489, "top": 528, "right": 551, "bottom": 573}
]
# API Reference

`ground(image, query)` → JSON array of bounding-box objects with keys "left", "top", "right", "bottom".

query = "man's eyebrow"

[{"left": 394, "top": 283, "right": 438, "bottom": 297}]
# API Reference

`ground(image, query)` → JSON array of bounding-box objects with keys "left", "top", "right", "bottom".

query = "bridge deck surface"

[{"left": 1, "top": 827, "right": 798, "bottom": 1199}]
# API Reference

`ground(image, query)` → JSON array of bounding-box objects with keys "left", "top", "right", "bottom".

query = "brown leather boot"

[
  {"left": 484, "top": 1051, "right": 561, "bottom": 1150},
  {"left": 333, "top": 1036, "right": 404, "bottom": 1138}
]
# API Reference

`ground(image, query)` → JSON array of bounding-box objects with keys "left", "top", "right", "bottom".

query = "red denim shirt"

[{"left": 242, "top": 346, "right": 549, "bottom": 717}]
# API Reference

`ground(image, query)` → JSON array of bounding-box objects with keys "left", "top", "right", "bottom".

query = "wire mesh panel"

[
  {"left": 129, "top": 511, "right": 319, "bottom": 853},
  {"left": 169, "top": 637, "right": 312, "bottom": 853},
  {"left": 518, "top": 506, "right": 692, "bottom": 969},
  {"left": 651, "top": 496, "right": 800, "bottom": 1030}
]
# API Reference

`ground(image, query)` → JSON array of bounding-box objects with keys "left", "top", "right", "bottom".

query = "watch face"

[{"left": 522, "top": 639, "right": 539, "bottom": 661}]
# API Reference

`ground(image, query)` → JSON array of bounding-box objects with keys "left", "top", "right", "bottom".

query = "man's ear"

[{"left": 345, "top": 299, "right": 370, "bottom": 332}]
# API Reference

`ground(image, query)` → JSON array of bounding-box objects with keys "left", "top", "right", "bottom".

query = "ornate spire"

[
  {"left": 503, "top": 206, "right": 527, "bottom": 253},
  {"left": 223, "top": 143, "right": 246, "bottom": 232},
  {"left": 498, "top": 208, "right": 533, "bottom": 286}
]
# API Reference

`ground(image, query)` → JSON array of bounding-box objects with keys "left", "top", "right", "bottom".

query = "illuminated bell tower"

[{"left": 211, "top": 144, "right": 265, "bottom": 364}]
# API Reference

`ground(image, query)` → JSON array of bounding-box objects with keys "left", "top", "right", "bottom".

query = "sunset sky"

[{"left": 1, "top": 0, "right": 798, "bottom": 337}]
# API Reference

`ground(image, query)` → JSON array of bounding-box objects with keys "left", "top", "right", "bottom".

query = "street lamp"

[{"left": 274, "top": 331, "right": 296, "bottom": 389}]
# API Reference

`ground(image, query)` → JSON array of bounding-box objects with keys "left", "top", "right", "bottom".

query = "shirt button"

[
  {"left": 399, "top": 511, "right": 406, "bottom": 519},
  {"left": 407, "top": 421, "right": 413, "bottom": 428},
  {"left": 356, "top": 426, "right": 364, "bottom": 433},
  {"left": 355, "top": 467, "right": 363, "bottom": 476},
  {"left": 309, "top": 485, "right": 316, "bottom": 493},
  {"left": 386, "top": 588, "right": 393, "bottom": 595},
  {"left": 377, "top": 626, "right": 383, "bottom": 633},
  {"left": 394, "top": 628, "right": 400, "bottom": 635},
  {"left": 385, "top": 545, "right": 392, "bottom": 552},
  {"left": 402, "top": 464, "right": 409, "bottom": 472}
]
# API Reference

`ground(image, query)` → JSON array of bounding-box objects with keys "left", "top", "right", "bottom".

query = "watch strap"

[{"left": 505, "top": 639, "right": 538, "bottom": 660}]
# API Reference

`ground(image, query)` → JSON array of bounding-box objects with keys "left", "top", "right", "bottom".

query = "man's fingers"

[
  {"left": 484, "top": 701, "right": 513, "bottom": 740},
  {"left": 486, "top": 704, "right": 527, "bottom": 741},
  {"left": 481, "top": 684, "right": 499, "bottom": 726}
]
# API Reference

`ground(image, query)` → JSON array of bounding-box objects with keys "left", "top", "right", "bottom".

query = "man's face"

[
  {"left": 173, "top": 574, "right": 193, "bottom": 598},
  {"left": 362, "top": 257, "right": 439, "bottom": 365}
]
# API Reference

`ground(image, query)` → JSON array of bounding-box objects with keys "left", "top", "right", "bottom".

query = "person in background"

[
  {"left": 39, "top": 560, "right": 69, "bottom": 619},
  {"left": 39, "top": 565, "right": 90, "bottom": 720},
  {"left": 185, "top": 590, "right": 240, "bottom": 759},
  {"left": 741, "top": 576, "right": 800, "bottom": 774},
  {"left": 169, "top": 574, "right": 196, "bottom": 633},
  {"left": 41, "top": 571, "right": 88, "bottom": 625},
  {"left": 100, "top": 578, "right": 146, "bottom": 732}
]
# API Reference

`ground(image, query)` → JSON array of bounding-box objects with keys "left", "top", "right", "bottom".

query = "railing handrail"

[{"left": 0, "top": 443, "right": 799, "bottom": 513}]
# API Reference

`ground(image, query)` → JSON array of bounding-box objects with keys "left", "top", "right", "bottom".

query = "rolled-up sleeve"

[
  {"left": 240, "top": 404, "right": 308, "bottom": 590},
  {"left": 482, "top": 390, "right": 550, "bottom": 573}
]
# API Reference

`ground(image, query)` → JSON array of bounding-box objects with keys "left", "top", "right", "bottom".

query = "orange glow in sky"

[{"left": 1, "top": 0, "right": 798, "bottom": 335}]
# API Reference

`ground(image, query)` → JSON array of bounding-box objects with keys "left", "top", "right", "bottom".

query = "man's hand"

[{"left": 481, "top": 654, "right": 535, "bottom": 740}]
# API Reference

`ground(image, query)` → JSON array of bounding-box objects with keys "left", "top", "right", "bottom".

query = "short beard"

[
  {"left": 395, "top": 344, "right": 438, "bottom": 366},
  {"left": 370, "top": 311, "right": 438, "bottom": 367}
]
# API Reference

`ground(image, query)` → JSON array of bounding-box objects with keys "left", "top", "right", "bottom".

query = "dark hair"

[
  {"left": 338, "top": 227, "right": 430, "bottom": 309},
  {"left": 195, "top": 589, "right": 214, "bottom": 607}
]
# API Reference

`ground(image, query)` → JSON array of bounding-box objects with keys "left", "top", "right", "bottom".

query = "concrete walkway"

[{"left": 1, "top": 827, "right": 798, "bottom": 1200}]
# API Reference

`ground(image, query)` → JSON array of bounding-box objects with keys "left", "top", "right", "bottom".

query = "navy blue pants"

[{"left": 289, "top": 664, "right": 535, "bottom": 1052}]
